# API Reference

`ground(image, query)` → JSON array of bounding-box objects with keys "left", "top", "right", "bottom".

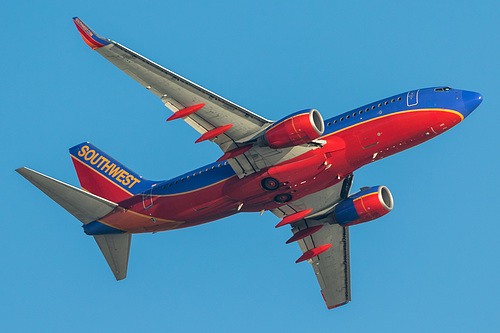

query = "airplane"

[{"left": 16, "top": 17, "right": 483, "bottom": 309}]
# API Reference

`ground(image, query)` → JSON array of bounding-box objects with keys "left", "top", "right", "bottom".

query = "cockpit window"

[{"left": 434, "top": 87, "right": 452, "bottom": 92}]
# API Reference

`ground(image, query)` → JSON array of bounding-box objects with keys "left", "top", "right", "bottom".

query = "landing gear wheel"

[
  {"left": 261, "top": 177, "right": 280, "bottom": 191},
  {"left": 274, "top": 193, "right": 293, "bottom": 204}
]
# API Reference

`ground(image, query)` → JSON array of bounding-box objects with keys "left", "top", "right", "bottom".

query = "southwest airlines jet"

[{"left": 17, "top": 17, "right": 483, "bottom": 309}]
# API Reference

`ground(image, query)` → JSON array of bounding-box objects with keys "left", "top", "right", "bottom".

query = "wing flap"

[
  {"left": 73, "top": 18, "right": 329, "bottom": 178},
  {"left": 272, "top": 175, "right": 354, "bottom": 309},
  {"left": 94, "top": 42, "right": 271, "bottom": 151},
  {"left": 293, "top": 216, "right": 351, "bottom": 309}
]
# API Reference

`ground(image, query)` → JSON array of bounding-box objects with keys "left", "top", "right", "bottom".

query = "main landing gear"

[
  {"left": 261, "top": 177, "right": 293, "bottom": 204},
  {"left": 274, "top": 193, "right": 293, "bottom": 204},
  {"left": 261, "top": 177, "right": 280, "bottom": 191}
]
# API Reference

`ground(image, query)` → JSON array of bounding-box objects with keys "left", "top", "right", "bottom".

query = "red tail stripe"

[{"left": 71, "top": 155, "right": 132, "bottom": 202}]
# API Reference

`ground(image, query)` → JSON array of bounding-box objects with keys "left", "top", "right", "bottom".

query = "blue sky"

[{"left": 2, "top": 1, "right": 499, "bottom": 332}]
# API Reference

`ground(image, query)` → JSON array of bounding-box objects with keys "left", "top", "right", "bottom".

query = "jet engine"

[
  {"left": 333, "top": 186, "right": 394, "bottom": 226},
  {"left": 262, "top": 109, "right": 325, "bottom": 149}
]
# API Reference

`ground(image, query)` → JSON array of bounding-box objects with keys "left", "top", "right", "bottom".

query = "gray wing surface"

[
  {"left": 293, "top": 216, "right": 351, "bottom": 309},
  {"left": 271, "top": 175, "right": 353, "bottom": 308},
  {"left": 74, "top": 18, "right": 325, "bottom": 178},
  {"left": 271, "top": 174, "right": 353, "bottom": 219},
  {"left": 94, "top": 42, "right": 271, "bottom": 153}
]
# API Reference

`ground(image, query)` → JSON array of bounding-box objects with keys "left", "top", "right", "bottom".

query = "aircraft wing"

[
  {"left": 271, "top": 175, "right": 353, "bottom": 308},
  {"left": 72, "top": 17, "right": 272, "bottom": 154},
  {"left": 73, "top": 17, "right": 325, "bottom": 178},
  {"left": 292, "top": 215, "right": 351, "bottom": 309}
]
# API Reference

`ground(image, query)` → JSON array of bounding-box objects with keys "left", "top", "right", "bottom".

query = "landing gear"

[
  {"left": 274, "top": 193, "right": 293, "bottom": 204},
  {"left": 261, "top": 177, "right": 280, "bottom": 191}
]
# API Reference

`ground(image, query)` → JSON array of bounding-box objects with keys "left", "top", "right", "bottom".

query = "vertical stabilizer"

[
  {"left": 69, "top": 142, "right": 158, "bottom": 203},
  {"left": 94, "top": 234, "right": 131, "bottom": 281}
]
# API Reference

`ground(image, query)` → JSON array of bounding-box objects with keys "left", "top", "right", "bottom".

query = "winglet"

[{"left": 72, "top": 17, "right": 111, "bottom": 50}]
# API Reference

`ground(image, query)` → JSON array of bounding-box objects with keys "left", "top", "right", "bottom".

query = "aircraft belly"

[{"left": 96, "top": 109, "right": 462, "bottom": 235}]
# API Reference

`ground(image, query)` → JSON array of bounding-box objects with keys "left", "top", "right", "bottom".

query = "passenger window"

[
  {"left": 334, "top": 119, "right": 338, "bottom": 124},
  {"left": 398, "top": 97, "right": 402, "bottom": 101},
  {"left": 340, "top": 117, "right": 344, "bottom": 121},
  {"left": 385, "top": 101, "right": 389, "bottom": 105},
  {"left": 327, "top": 122, "right": 331, "bottom": 126},
  {"left": 372, "top": 105, "right": 376, "bottom": 109},
  {"left": 391, "top": 99, "right": 395, "bottom": 103},
  {"left": 346, "top": 115, "right": 350, "bottom": 119}
]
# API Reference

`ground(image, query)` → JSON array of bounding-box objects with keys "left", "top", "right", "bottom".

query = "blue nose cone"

[{"left": 462, "top": 90, "right": 483, "bottom": 117}]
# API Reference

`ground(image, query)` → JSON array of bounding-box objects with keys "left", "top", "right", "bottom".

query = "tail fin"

[
  {"left": 69, "top": 142, "right": 157, "bottom": 202},
  {"left": 16, "top": 167, "right": 131, "bottom": 280}
]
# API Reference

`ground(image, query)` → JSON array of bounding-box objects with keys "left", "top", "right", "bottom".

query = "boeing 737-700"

[{"left": 16, "top": 17, "right": 483, "bottom": 309}]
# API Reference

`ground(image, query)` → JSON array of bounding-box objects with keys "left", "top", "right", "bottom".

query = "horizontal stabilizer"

[
  {"left": 16, "top": 167, "right": 118, "bottom": 224},
  {"left": 94, "top": 233, "right": 131, "bottom": 280}
]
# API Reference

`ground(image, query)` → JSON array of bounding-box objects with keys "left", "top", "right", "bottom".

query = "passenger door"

[{"left": 407, "top": 90, "right": 419, "bottom": 106}]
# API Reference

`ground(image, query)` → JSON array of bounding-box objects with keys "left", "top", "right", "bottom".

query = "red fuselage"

[{"left": 94, "top": 87, "right": 476, "bottom": 234}]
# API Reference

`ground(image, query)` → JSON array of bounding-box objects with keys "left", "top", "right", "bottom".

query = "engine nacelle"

[
  {"left": 333, "top": 186, "right": 394, "bottom": 226},
  {"left": 263, "top": 109, "right": 325, "bottom": 149}
]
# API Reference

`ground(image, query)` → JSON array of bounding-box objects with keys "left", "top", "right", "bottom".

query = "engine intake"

[
  {"left": 264, "top": 109, "right": 324, "bottom": 149},
  {"left": 333, "top": 186, "right": 394, "bottom": 226}
]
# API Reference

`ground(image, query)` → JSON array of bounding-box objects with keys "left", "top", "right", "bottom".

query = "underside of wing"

[
  {"left": 73, "top": 17, "right": 328, "bottom": 179},
  {"left": 294, "top": 216, "right": 351, "bottom": 308},
  {"left": 272, "top": 174, "right": 353, "bottom": 219},
  {"left": 272, "top": 175, "right": 354, "bottom": 309},
  {"left": 73, "top": 17, "right": 272, "bottom": 154}
]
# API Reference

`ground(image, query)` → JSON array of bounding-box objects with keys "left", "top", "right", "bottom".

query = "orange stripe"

[{"left": 71, "top": 155, "right": 133, "bottom": 196}]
